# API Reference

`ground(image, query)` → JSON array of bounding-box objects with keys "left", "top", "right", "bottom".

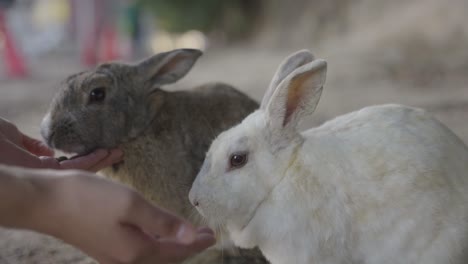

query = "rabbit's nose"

[
  {"left": 188, "top": 189, "right": 199, "bottom": 206},
  {"left": 189, "top": 194, "right": 200, "bottom": 207}
]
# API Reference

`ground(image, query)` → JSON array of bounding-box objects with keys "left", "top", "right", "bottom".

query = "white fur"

[
  {"left": 40, "top": 113, "right": 51, "bottom": 143},
  {"left": 189, "top": 50, "right": 468, "bottom": 264}
]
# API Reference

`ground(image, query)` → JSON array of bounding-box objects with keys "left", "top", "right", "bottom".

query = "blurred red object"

[
  {"left": 0, "top": 9, "right": 27, "bottom": 78},
  {"left": 75, "top": 0, "right": 120, "bottom": 67},
  {"left": 82, "top": 30, "right": 98, "bottom": 66},
  {"left": 100, "top": 26, "right": 119, "bottom": 62}
]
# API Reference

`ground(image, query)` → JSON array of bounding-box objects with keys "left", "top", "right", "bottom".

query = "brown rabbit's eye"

[
  {"left": 89, "top": 87, "right": 106, "bottom": 103},
  {"left": 229, "top": 153, "right": 248, "bottom": 169}
]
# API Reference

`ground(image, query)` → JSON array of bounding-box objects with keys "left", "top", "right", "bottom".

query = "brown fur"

[{"left": 1, "top": 49, "right": 268, "bottom": 263}]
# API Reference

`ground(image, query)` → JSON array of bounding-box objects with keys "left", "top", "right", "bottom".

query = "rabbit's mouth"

[
  {"left": 49, "top": 132, "right": 102, "bottom": 155},
  {"left": 54, "top": 144, "right": 104, "bottom": 164},
  {"left": 43, "top": 130, "right": 91, "bottom": 155},
  {"left": 55, "top": 143, "right": 89, "bottom": 155},
  {"left": 49, "top": 135, "right": 96, "bottom": 155}
]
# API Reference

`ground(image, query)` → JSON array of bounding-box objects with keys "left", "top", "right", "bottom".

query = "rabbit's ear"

[
  {"left": 264, "top": 59, "right": 327, "bottom": 138},
  {"left": 260, "top": 50, "right": 315, "bottom": 109},
  {"left": 136, "top": 49, "right": 202, "bottom": 86}
]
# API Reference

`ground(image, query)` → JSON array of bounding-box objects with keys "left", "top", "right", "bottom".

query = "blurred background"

[{"left": 0, "top": 0, "right": 467, "bottom": 143}]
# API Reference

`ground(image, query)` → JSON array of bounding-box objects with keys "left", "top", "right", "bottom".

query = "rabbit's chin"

[{"left": 57, "top": 144, "right": 93, "bottom": 156}]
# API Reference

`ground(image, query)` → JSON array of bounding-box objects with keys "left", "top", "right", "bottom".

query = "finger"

[
  {"left": 111, "top": 223, "right": 161, "bottom": 264},
  {"left": 88, "top": 148, "right": 123, "bottom": 172},
  {"left": 0, "top": 138, "right": 44, "bottom": 168},
  {"left": 95, "top": 257, "right": 121, "bottom": 264},
  {"left": 38, "top": 156, "right": 61, "bottom": 169},
  {"left": 186, "top": 232, "right": 216, "bottom": 252},
  {"left": 113, "top": 223, "right": 215, "bottom": 264},
  {"left": 0, "top": 117, "right": 21, "bottom": 143},
  {"left": 58, "top": 149, "right": 109, "bottom": 170},
  {"left": 150, "top": 233, "right": 216, "bottom": 263},
  {"left": 22, "top": 134, "right": 54, "bottom": 157},
  {"left": 129, "top": 196, "right": 197, "bottom": 244},
  {"left": 86, "top": 249, "right": 121, "bottom": 264}
]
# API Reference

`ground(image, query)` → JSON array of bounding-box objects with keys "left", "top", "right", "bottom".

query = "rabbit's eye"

[
  {"left": 229, "top": 153, "right": 248, "bottom": 169},
  {"left": 89, "top": 87, "right": 106, "bottom": 103}
]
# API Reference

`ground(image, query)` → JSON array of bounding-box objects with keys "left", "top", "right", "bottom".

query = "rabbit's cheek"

[
  {"left": 191, "top": 186, "right": 230, "bottom": 223},
  {"left": 192, "top": 199, "right": 216, "bottom": 221},
  {"left": 189, "top": 180, "right": 212, "bottom": 217},
  {"left": 53, "top": 133, "right": 84, "bottom": 152},
  {"left": 195, "top": 206, "right": 207, "bottom": 218},
  {"left": 46, "top": 124, "right": 91, "bottom": 154},
  {"left": 40, "top": 113, "right": 53, "bottom": 144}
]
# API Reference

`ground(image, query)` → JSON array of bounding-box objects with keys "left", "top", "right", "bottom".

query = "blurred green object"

[{"left": 138, "top": 0, "right": 260, "bottom": 40}]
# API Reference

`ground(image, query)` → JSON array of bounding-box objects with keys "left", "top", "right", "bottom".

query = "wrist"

[
  {"left": 0, "top": 166, "right": 47, "bottom": 230},
  {"left": 25, "top": 170, "right": 74, "bottom": 238},
  {"left": 0, "top": 166, "right": 74, "bottom": 239}
]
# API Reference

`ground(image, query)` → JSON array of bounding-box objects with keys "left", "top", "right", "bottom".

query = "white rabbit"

[{"left": 189, "top": 50, "right": 468, "bottom": 264}]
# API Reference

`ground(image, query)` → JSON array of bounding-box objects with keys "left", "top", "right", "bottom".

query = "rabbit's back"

[
  {"left": 298, "top": 104, "right": 468, "bottom": 263},
  {"left": 308, "top": 104, "right": 468, "bottom": 184},
  {"left": 192, "top": 82, "right": 260, "bottom": 124}
]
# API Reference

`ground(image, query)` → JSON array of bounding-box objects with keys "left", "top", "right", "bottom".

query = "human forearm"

[
  {"left": 0, "top": 117, "right": 216, "bottom": 262},
  {"left": 0, "top": 165, "right": 216, "bottom": 263},
  {"left": 0, "top": 165, "right": 45, "bottom": 229}
]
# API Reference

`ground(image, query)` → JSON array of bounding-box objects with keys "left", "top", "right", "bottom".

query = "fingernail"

[
  {"left": 197, "top": 226, "right": 215, "bottom": 236},
  {"left": 177, "top": 224, "right": 196, "bottom": 244},
  {"left": 201, "top": 234, "right": 217, "bottom": 245}
]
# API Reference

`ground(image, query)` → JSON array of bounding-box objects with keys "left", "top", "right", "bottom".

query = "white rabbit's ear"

[
  {"left": 264, "top": 59, "right": 327, "bottom": 138},
  {"left": 260, "top": 50, "right": 315, "bottom": 109},
  {"left": 136, "top": 49, "right": 202, "bottom": 86}
]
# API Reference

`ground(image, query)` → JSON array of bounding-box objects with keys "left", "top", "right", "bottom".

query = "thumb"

[
  {"left": 22, "top": 134, "right": 54, "bottom": 157},
  {"left": 129, "top": 196, "right": 197, "bottom": 244}
]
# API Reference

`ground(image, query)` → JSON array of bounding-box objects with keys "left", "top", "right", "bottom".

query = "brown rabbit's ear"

[{"left": 136, "top": 49, "right": 202, "bottom": 86}]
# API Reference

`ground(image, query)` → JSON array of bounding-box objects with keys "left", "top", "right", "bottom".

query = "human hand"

[
  {"left": 30, "top": 170, "right": 216, "bottom": 264},
  {"left": 0, "top": 117, "right": 122, "bottom": 171}
]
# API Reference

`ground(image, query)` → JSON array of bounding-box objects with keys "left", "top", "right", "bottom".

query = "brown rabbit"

[{"left": 36, "top": 49, "right": 266, "bottom": 263}]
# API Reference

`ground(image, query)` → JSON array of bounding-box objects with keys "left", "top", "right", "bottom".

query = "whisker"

[
  {"left": 188, "top": 207, "right": 203, "bottom": 224},
  {"left": 219, "top": 223, "right": 224, "bottom": 264}
]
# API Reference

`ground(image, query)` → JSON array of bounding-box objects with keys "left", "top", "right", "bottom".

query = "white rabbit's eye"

[
  {"left": 89, "top": 87, "right": 106, "bottom": 103},
  {"left": 229, "top": 153, "right": 248, "bottom": 169}
]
